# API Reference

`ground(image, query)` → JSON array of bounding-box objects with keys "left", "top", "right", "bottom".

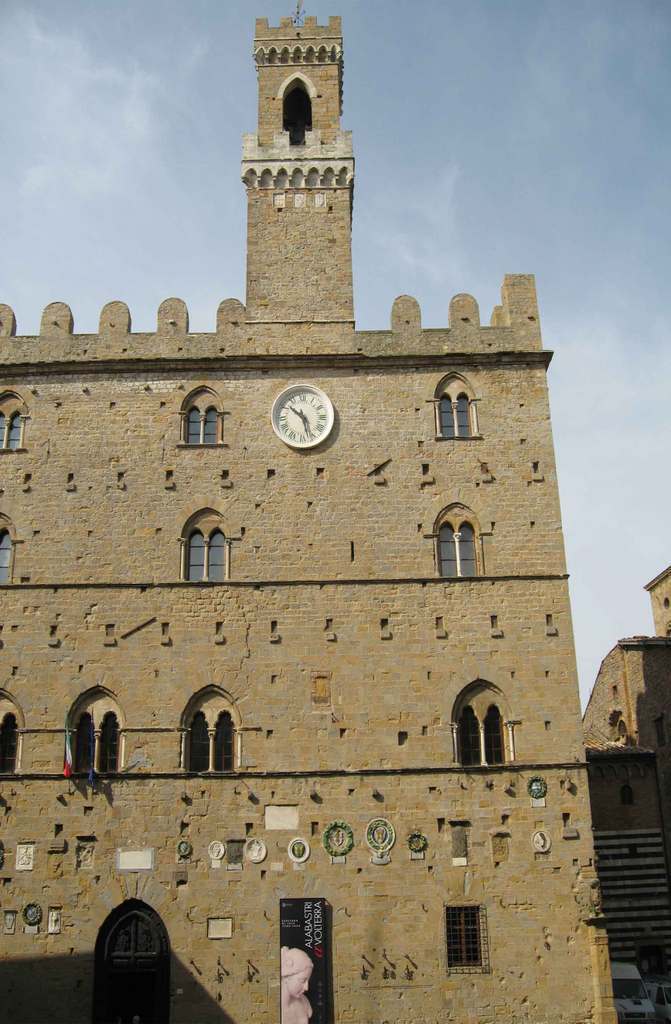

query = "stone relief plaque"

[
  {"left": 4, "top": 910, "right": 16, "bottom": 934},
  {"left": 116, "top": 848, "right": 155, "bottom": 872},
  {"left": 208, "top": 840, "right": 226, "bottom": 862},
  {"left": 47, "top": 908, "right": 62, "bottom": 934},
  {"left": 22, "top": 903, "right": 42, "bottom": 927},
  {"left": 244, "top": 838, "right": 267, "bottom": 864},
  {"left": 532, "top": 830, "right": 552, "bottom": 854},
  {"left": 16, "top": 843, "right": 35, "bottom": 872}
]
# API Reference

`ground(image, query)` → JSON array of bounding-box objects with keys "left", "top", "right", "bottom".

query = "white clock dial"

[{"left": 271, "top": 384, "right": 334, "bottom": 449}]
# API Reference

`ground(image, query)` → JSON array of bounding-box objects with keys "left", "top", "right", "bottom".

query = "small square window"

[{"left": 445, "top": 906, "right": 490, "bottom": 973}]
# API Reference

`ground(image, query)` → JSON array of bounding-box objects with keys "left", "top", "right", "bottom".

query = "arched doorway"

[{"left": 93, "top": 900, "right": 170, "bottom": 1024}]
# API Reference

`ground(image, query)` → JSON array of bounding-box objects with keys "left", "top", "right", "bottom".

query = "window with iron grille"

[{"left": 445, "top": 905, "right": 490, "bottom": 973}]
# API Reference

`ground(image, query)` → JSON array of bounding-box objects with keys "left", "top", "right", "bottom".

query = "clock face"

[{"left": 271, "top": 384, "right": 334, "bottom": 449}]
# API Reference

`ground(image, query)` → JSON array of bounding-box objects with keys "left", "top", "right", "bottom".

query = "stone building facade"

[
  {"left": 0, "top": 14, "right": 616, "bottom": 1024},
  {"left": 584, "top": 568, "right": 671, "bottom": 973}
]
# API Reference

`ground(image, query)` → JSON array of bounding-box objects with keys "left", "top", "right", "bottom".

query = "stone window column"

[
  {"left": 178, "top": 728, "right": 187, "bottom": 770},
  {"left": 179, "top": 411, "right": 187, "bottom": 443},
  {"left": 236, "top": 730, "right": 242, "bottom": 769},
  {"left": 505, "top": 721, "right": 516, "bottom": 761},
  {"left": 450, "top": 722, "right": 459, "bottom": 763},
  {"left": 469, "top": 399, "right": 480, "bottom": 435},
  {"left": 178, "top": 538, "right": 187, "bottom": 580},
  {"left": 94, "top": 728, "right": 102, "bottom": 772},
  {"left": 478, "top": 721, "right": 487, "bottom": 766},
  {"left": 119, "top": 729, "right": 127, "bottom": 770},
  {"left": 451, "top": 401, "right": 458, "bottom": 436},
  {"left": 453, "top": 532, "right": 463, "bottom": 577},
  {"left": 208, "top": 729, "right": 216, "bottom": 773},
  {"left": 199, "top": 412, "right": 206, "bottom": 445},
  {"left": 203, "top": 536, "right": 211, "bottom": 582},
  {"left": 225, "top": 539, "right": 232, "bottom": 581}
]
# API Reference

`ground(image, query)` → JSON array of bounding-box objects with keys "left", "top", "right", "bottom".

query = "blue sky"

[{"left": 2, "top": 0, "right": 670, "bottom": 706}]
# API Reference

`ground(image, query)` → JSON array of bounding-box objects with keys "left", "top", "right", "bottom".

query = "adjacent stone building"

[
  {"left": 0, "top": 13, "right": 616, "bottom": 1024},
  {"left": 584, "top": 568, "right": 671, "bottom": 973}
]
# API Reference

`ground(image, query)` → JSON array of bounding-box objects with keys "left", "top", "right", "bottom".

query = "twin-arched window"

[
  {"left": 188, "top": 710, "right": 235, "bottom": 772},
  {"left": 181, "top": 389, "right": 223, "bottom": 446},
  {"left": 186, "top": 528, "right": 226, "bottom": 582},
  {"left": 182, "top": 689, "right": 239, "bottom": 772},
  {"left": 436, "top": 377, "right": 478, "bottom": 439},
  {"left": 439, "top": 522, "right": 477, "bottom": 578},
  {"left": 69, "top": 692, "right": 122, "bottom": 774},
  {"left": 452, "top": 682, "right": 511, "bottom": 767}
]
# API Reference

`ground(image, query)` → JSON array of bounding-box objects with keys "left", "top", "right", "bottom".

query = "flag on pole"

[
  {"left": 88, "top": 717, "right": 96, "bottom": 785},
  {"left": 63, "top": 716, "right": 73, "bottom": 778}
]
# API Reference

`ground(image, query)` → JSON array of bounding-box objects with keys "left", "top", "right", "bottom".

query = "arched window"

[
  {"left": 484, "top": 706, "right": 504, "bottom": 765},
  {"left": 439, "top": 524, "right": 457, "bottom": 577},
  {"left": 0, "top": 393, "right": 27, "bottom": 451},
  {"left": 208, "top": 530, "right": 225, "bottom": 582},
  {"left": 74, "top": 712, "right": 94, "bottom": 773},
  {"left": 436, "top": 508, "right": 480, "bottom": 578},
  {"left": 214, "top": 711, "right": 235, "bottom": 771},
  {"left": 458, "top": 706, "right": 481, "bottom": 766},
  {"left": 7, "top": 413, "right": 21, "bottom": 450},
  {"left": 283, "top": 83, "right": 312, "bottom": 144},
  {"left": 182, "top": 687, "right": 240, "bottom": 773},
  {"left": 181, "top": 510, "right": 228, "bottom": 582},
  {"left": 186, "top": 407, "right": 201, "bottom": 444},
  {"left": 180, "top": 388, "right": 222, "bottom": 445},
  {"left": 439, "top": 397, "right": 455, "bottom": 438},
  {"left": 203, "top": 407, "right": 218, "bottom": 445},
  {"left": 435, "top": 377, "right": 477, "bottom": 439},
  {"left": 187, "top": 531, "right": 205, "bottom": 581},
  {"left": 0, "top": 713, "right": 18, "bottom": 772},
  {"left": 620, "top": 784, "right": 634, "bottom": 805},
  {"left": 0, "top": 530, "right": 12, "bottom": 584},
  {"left": 458, "top": 523, "right": 476, "bottom": 577},
  {"left": 188, "top": 711, "right": 210, "bottom": 772},
  {"left": 455, "top": 394, "right": 470, "bottom": 436},
  {"left": 99, "top": 712, "right": 119, "bottom": 773}
]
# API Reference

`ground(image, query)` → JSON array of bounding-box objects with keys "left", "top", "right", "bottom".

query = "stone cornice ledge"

[
  {"left": 0, "top": 349, "right": 553, "bottom": 378},
  {"left": 0, "top": 573, "right": 570, "bottom": 591}
]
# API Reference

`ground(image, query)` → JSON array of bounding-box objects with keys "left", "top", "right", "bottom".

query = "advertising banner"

[{"left": 280, "top": 898, "right": 330, "bottom": 1024}]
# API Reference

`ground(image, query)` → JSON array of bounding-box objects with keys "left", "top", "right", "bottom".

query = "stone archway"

[{"left": 93, "top": 899, "right": 170, "bottom": 1024}]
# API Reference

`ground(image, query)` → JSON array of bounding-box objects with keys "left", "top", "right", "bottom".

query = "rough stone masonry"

[{"left": 0, "top": 13, "right": 617, "bottom": 1024}]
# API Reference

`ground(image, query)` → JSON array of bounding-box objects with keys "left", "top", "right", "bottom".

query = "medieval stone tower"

[{"left": 0, "top": 14, "right": 615, "bottom": 1024}]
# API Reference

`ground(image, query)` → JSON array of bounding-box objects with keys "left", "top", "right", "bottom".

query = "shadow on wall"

[{"left": 1, "top": 950, "right": 239, "bottom": 1024}]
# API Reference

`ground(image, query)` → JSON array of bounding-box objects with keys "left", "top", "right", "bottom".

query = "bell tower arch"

[{"left": 242, "top": 16, "right": 354, "bottom": 324}]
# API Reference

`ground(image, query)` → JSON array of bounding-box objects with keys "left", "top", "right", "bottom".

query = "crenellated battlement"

[
  {"left": 0, "top": 276, "right": 543, "bottom": 367},
  {"left": 254, "top": 15, "right": 341, "bottom": 41}
]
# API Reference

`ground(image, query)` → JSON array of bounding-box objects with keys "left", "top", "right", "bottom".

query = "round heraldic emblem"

[
  {"left": 176, "top": 840, "right": 192, "bottom": 859},
  {"left": 244, "top": 838, "right": 267, "bottom": 864},
  {"left": 407, "top": 831, "right": 428, "bottom": 854},
  {"left": 23, "top": 903, "right": 42, "bottom": 926},
  {"left": 207, "top": 840, "right": 226, "bottom": 862},
  {"left": 323, "top": 821, "right": 354, "bottom": 857},
  {"left": 527, "top": 776, "right": 548, "bottom": 800},
  {"left": 365, "top": 818, "right": 396, "bottom": 856},
  {"left": 287, "top": 837, "right": 311, "bottom": 864},
  {"left": 271, "top": 384, "right": 335, "bottom": 450}
]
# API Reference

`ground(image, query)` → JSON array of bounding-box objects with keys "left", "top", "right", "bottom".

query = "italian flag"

[{"left": 63, "top": 717, "right": 73, "bottom": 778}]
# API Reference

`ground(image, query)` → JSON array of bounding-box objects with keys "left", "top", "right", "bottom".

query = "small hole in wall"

[
  {"left": 612, "top": 684, "right": 618, "bottom": 697},
  {"left": 398, "top": 731, "right": 408, "bottom": 746},
  {"left": 261, "top": 870, "right": 266, "bottom": 879},
  {"left": 501, "top": 813, "right": 509, "bottom": 825},
  {"left": 530, "top": 520, "right": 535, "bottom": 528},
  {"left": 665, "top": 598, "right": 670, "bottom": 609},
  {"left": 311, "top": 822, "right": 319, "bottom": 836},
  {"left": 532, "top": 461, "right": 539, "bottom": 474},
  {"left": 437, "top": 817, "right": 445, "bottom": 833},
  {"left": 528, "top": 315, "right": 536, "bottom": 322},
  {"left": 422, "top": 725, "right": 428, "bottom": 736},
  {"left": 546, "top": 614, "right": 554, "bottom": 628},
  {"left": 350, "top": 541, "right": 355, "bottom": 562},
  {"left": 266, "top": 729, "right": 273, "bottom": 739},
  {"left": 562, "top": 812, "right": 570, "bottom": 825},
  {"left": 316, "top": 467, "right": 324, "bottom": 478},
  {"left": 339, "top": 728, "right": 347, "bottom": 738},
  {"left": 246, "top": 822, "right": 254, "bottom": 835},
  {"left": 422, "top": 463, "right": 429, "bottom": 475},
  {"left": 545, "top": 721, "right": 551, "bottom": 730},
  {"left": 461, "top": 317, "right": 470, "bottom": 323},
  {"left": 267, "top": 468, "right": 275, "bottom": 479}
]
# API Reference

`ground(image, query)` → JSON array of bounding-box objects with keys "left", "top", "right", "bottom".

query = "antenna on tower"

[{"left": 292, "top": 0, "right": 305, "bottom": 27}]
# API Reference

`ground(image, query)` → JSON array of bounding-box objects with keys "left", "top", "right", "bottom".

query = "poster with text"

[{"left": 280, "top": 898, "right": 330, "bottom": 1024}]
